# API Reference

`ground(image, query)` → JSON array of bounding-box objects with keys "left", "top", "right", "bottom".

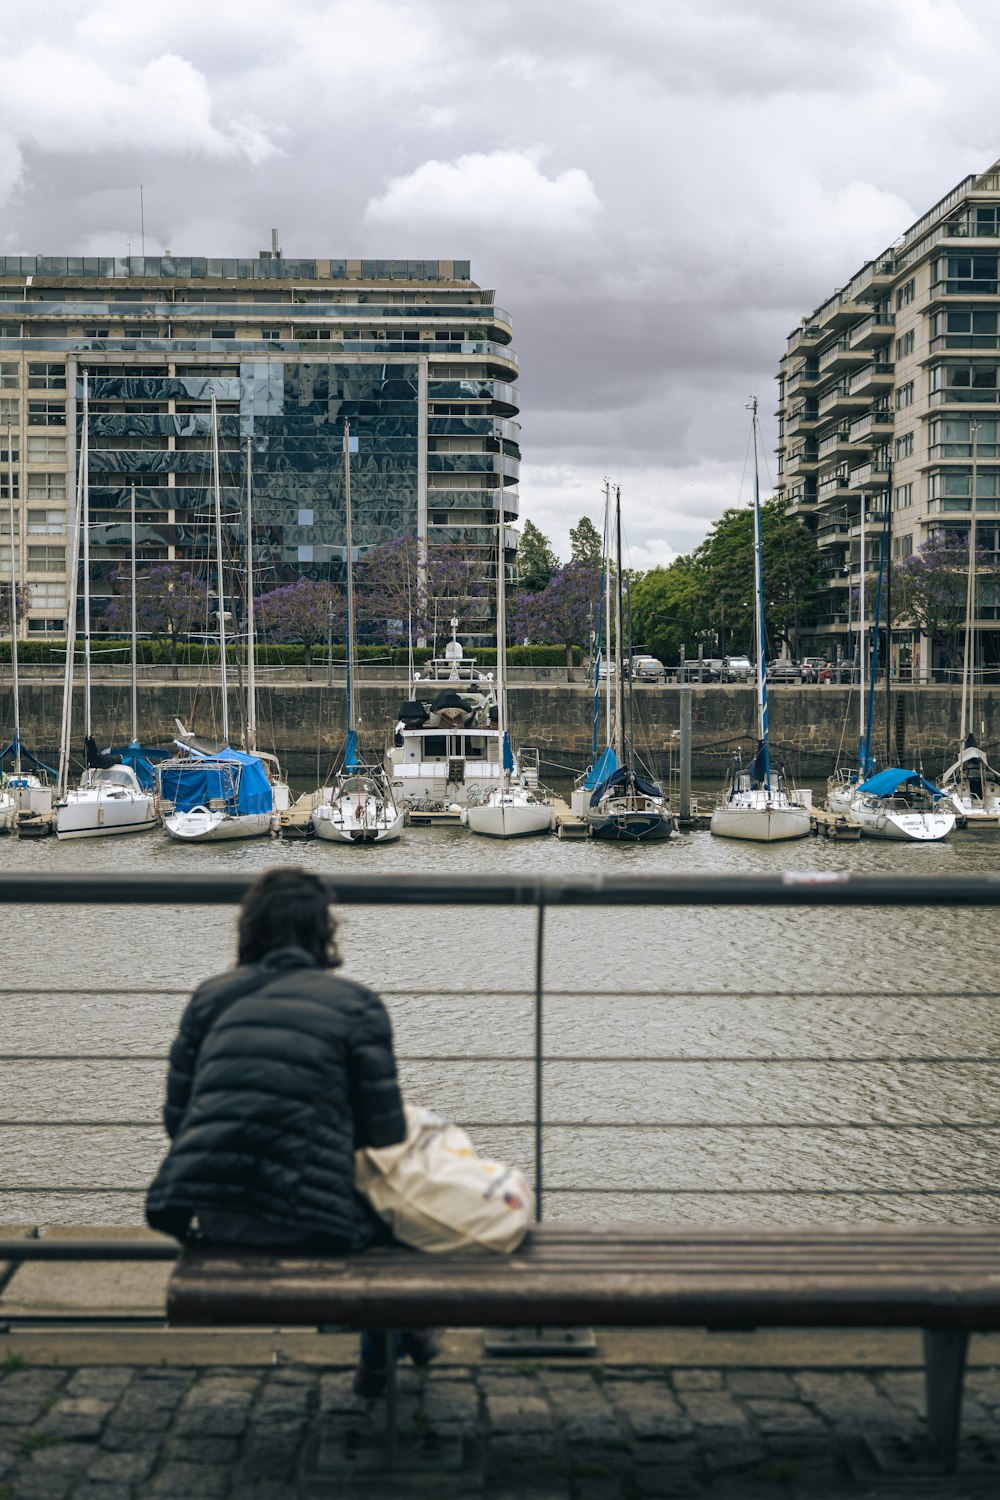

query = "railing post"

[{"left": 534, "top": 900, "right": 545, "bottom": 1222}]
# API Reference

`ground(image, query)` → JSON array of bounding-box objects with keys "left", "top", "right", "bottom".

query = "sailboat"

[
  {"left": 583, "top": 485, "right": 673, "bottom": 841},
  {"left": 940, "top": 424, "right": 1000, "bottom": 824},
  {"left": 826, "top": 478, "right": 955, "bottom": 841},
  {"left": 314, "top": 419, "right": 403, "bottom": 844},
  {"left": 55, "top": 380, "right": 157, "bottom": 839},
  {"left": 160, "top": 417, "right": 278, "bottom": 842},
  {"left": 466, "top": 484, "right": 552, "bottom": 837},
  {"left": 710, "top": 400, "right": 810, "bottom": 843}
]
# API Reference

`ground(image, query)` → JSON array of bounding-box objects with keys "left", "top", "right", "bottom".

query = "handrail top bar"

[{"left": 5, "top": 871, "right": 1000, "bottom": 907}]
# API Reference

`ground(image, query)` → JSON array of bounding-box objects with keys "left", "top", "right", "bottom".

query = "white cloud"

[{"left": 364, "top": 150, "right": 601, "bottom": 233}]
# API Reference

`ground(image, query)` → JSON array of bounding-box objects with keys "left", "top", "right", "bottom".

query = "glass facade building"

[{"left": 0, "top": 253, "right": 519, "bottom": 638}]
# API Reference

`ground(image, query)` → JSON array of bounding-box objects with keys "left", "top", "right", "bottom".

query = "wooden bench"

[{"left": 167, "top": 1222, "right": 1000, "bottom": 1471}]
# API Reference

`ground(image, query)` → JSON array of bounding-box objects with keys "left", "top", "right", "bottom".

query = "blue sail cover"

[
  {"left": 115, "top": 741, "right": 170, "bottom": 792},
  {"left": 0, "top": 736, "right": 57, "bottom": 777},
  {"left": 159, "top": 748, "right": 273, "bottom": 815},
  {"left": 344, "top": 728, "right": 360, "bottom": 771},
  {"left": 857, "top": 767, "right": 947, "bottom": 801},
  {"left": 583, "top": 744, "right": 619, "bottom": 791},
  {"left": 589, "top": 764, "right": 662, "bottom": 808},
  {"left": 502, "top": 730, "right": 515, "bottom": 774}
]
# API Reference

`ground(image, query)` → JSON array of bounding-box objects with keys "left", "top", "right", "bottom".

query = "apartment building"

[
  {"left": 777, "top": 159, "right": 1000, "bottom": 681},
  {"left": 0, "top": 247, "right": 519, "bottom": 640}
]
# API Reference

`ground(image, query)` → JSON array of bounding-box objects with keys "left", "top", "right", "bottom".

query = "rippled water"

[{"left": 4, "top": 796, "right": 1000, "bottom": 1230}]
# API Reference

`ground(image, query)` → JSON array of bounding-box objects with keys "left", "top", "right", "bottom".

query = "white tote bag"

[{"left": 355, "top": 1104, "right": 535, "bottom": 1254}]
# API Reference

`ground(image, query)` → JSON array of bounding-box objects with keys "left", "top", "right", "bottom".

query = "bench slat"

[{"left": 167, "top": 1225, "right": 1000, "bottom": 1331}]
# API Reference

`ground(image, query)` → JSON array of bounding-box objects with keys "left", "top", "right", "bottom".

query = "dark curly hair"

[{"left": 237, "top": 869, "right": 341, "bottom": 969}]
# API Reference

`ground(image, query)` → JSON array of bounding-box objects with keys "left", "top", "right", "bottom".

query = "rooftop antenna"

[
  {"left": 140, "top": 185, "right": 145, "bottom": 257},
  {"left": 271, "top": 228, "right": 281, "bottom": 257}
]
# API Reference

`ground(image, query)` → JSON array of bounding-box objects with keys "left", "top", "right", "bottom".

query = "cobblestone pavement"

[{"left": 1, "top": 1353, "right": 999, "bottom": 1498}]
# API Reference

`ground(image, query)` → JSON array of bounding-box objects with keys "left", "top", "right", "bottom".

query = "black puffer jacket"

[{"left": 145, "top": 946, "right": 405, "bottom": 1246}]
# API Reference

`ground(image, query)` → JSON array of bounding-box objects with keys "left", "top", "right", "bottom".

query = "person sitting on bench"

[{"left": 145, "top": 867, "right": 436, "bottom": 1395}]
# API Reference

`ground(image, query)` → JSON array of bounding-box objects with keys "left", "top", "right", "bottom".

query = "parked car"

[
  {"left": 629, "top": 655, "right": 667, "bottom": 683},
  {"left": 722, "top": 655, "right": 753, "bottom": 683},
  {"left": 767, "top": 658, "right": 805, "bottom": 683},
  {"left": 696, "top": 658, "right": 723, "bottom": 681},
  {"left": 597, "top": 660, "right": 616, "bottom": 679},
  {"left": 799, "top": 656, "right": 828, "bottom": 684}
]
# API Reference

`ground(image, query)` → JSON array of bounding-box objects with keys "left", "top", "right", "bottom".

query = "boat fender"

[
  {"left": 448, "top": 802, "right": 463, "bottom": 815},
  {"left": 459, "top": 808, "right": 469, "bottom": 825}
]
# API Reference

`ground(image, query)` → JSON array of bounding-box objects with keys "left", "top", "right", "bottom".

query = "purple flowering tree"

[
  {"left": 256, "top": 577, "right": 346, "bottom": 678},
  {"left": 512, "top": 562, "right": 601, "bottom": 666},
  {"left": 357, "top": 535, "right": 483, "bottom": 644},
  {"left": 892, "top": 534, "right": 1000, "bottom": 674},
  {"left": 102, "top": 563, "right": 210, "bottom": 679}
]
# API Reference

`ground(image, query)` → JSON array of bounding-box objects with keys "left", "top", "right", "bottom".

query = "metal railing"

[{"left": 0, "top": 869, "right": 996, "bottom": 1327}]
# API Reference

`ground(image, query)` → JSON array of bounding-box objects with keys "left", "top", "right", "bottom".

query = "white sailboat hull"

[
  {"left": 466, "top": 791, "right": 553, "bottom": 838},
  {"left": 0, "top": 793, "right": 16, "bottom": 832},
  {"left": 710, "top": 793, "right": 811, "bottom": 843},
  {"left": 827, "top": 787, "right": 954, "bottom": 841},
  {"left": 56, "top": 787, "right": 157, "bottom": 839},
  {"left": 162, "top": 809, "right": 273, "bottom": 842},
  {"left": 313, "top": 799, "right": 403, "bottom": 844}
]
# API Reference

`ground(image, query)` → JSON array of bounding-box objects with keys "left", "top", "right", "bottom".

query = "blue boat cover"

[
  {"left": 0, "top": 736, "right": 57, "bottom": 778},
  {"left": 857, "top": 767, "right": 947, "bottom": 800},
  {"left": 115, "top": 741, "right": 170, "bottom": 793},
  {"left": 158, "top": 747, "right": 273, "bottom": 815},
  {"left": 590, "top": 764, "right": 663, "bottom": 808},
  {"left": 345, "top": 728, "right": 360, "bottom": 771},
  {"left": 502, "top": 730, "right": 515, "bottom": 774},
  {"left": 583, "top": 744, "right": 619, "bottom": 791}
]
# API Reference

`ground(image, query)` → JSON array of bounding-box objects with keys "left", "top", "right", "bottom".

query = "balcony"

[
  {"left": 817, "top": 383, "right": 872, "bottom": 418},
  {"left": 848, "top": 461, "right": 890, "bottom": 491},
  {"left": 785, "top": 448, "right": 819, "bottom": 475},
  {"left": 818, "top": 339, "right": 870, "bottom": 375},
  {"left": 785, "top": 402, "right": 819, "bottom": 435},
  {"left": 817, "top": 428, "right": 854, "bottom": 461},
  {"left": 852, "top": 258, "right": 896, "bottom": 303},
  {"left": 786, "top": 366, "right": 819, "bottom": 395},
  {"left": 849, "top": 409, "right": 894, "bottom": 443},
  {"left": 847, "top": 362, "right": 894, "bottom": 397},
  {"left": 818, "top": 470, "right": 853, "bottom": 499},
  {"left": 849, "top": 313, "right": 895, "bottom": 350},
  {"left": 814, "top": 292, "right": 861, "bottom": 331},
  {"left": 816, "top": 521, "right": 852, "bottom": 548}
]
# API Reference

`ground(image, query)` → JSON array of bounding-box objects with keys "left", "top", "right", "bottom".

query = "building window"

[
  {"left": 27, "top": 472, "right": 66, "bottom": 500},
  {"left": 27, "top": 434, "right": 66, "bottom": 462},
  {"left": 262, "top": 328, "right": 282, "bottom": 341},
  {"left": 210, "top": 329, "right": 235, "bottom": 339},
  {"left": 895, "top": 432, "right": 914, "bottom": 459},
  {"left": 895, "top": 330, "right": 915, "bottom": 359},
  {"left": 893, "top": 534, "right": 914, "bottom": 558},
  {"left": 0, "top": 397, "right": 18, "bottom": 426},
  {"left": 297, "top": 508, "right": 313, "bottom": 526},
  {"left": 28, "top": 581, "right": 66, "bottom": 610},
  {"left": 894, "top": 483, "right": 913, "bottom": 509},
  {"left": 27, "top": 400, "right": 66, "bottom": 427},
  {"left": 896, "top": 381, "right": 914, "bottom": 409},
  {"left": 896, "top": 279, "right": 915, "bottom": 309},
  {"left": 27, "top": 616, "right": 65, "bottom": 633},
  {"left": 0, "top": 362, "right": 17, "bottom": 390},
  {"left": 297, "top": 545, "right": 313, "bottom": 563},
  {"left": 27, "top": 363, "right": 66, "bottom": 390},
  {"left": 0, "top": 472, "right": 18, "bottom": 500},
  {"left": 26, "top": 544, "right": 66, "bottom": 573},
  {"left": 83, "top": 328, "right": 110, "bottom": 338},
  {"left": 27, "top": 508, "right": 64, "bottom": 535}
]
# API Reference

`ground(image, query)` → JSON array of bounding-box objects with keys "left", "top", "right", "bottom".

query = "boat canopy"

[
  {"left": 583, "top": 744, "right": 619, "bottom": 791},
  {"left": 114, "top": 741, "right": 170, "bottom": 792},
  {"left": 159, "top": 748, "right": 273, "bottom": 815},
  {"left": 589, "top": 764, "right": 662, "bottom": 808},
  {"left": 857, "top": 767, "right": 947, "bottom": 800},
  {"left": 941, "top": 736, "right": 1000, "bottom": 786}
]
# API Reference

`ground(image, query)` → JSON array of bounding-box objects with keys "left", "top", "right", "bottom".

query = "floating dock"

[
  {"left": 550, "top": 797, "right": 589, "bottom": 838},
  {"left": 811, "top": 807, "right": 862, "bottom": 840}
]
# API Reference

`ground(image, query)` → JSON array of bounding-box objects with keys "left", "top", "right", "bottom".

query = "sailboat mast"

[
  {"left": 604, "top": 481, "right": 612, "bottom": 749},
  {"left": 344, "top": 418, "right": 357, "bottom": 766},
  {"left": 858, "top": 487, "right": 866, "bottom": 773},
  {"left": 960, "top": 423, "right": 979, "bottom": 750},
  {"left": 6, "top": 424, "right": 20, "bottom": 777},
  {"left": 129, "top": 484, "right": 138, "bottom": 744},
  {"left": 211, "top": 391, "right": 229, "bottom": 744},
  {"left": 750, "top": 398, "right": 770, "bottom": 792},
  {"left": 614, "top": 485, "right": 625, "bottom": 767},
  {"left": 495, "top": 459, "right": 507, "bottom": 763},
  {"left": 82, "top": 373, "right": 91, "bottom": 740},
  {"left": 245, "top": 438, "right": 257, "bottom": 752},
  {"left": 58, "top": 434, "right": 84, "bottom": 797}
]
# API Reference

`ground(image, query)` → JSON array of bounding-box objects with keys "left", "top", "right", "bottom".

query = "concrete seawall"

[{"left": 6, "top": 678, "right": 997, "bottom": 780}]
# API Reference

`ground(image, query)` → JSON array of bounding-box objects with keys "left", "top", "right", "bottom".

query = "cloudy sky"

[{"left": 3, "top": 0, "right": 1000, "bottom": 569}]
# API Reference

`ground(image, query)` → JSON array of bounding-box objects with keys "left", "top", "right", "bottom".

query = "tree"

[
  {"left": 516, "top": 520, "right": 558, "bottom": 592},
  {"left": 892, "top": 533, "right": 1000, "bottom": 674},
  {"left": 631, "top": 557, "right": 710, "bottom": 664},
  {"left": 357, "top": 535, "right": 486, "bottom": 645},
  {"left": 569, "top": 514, "right": 603, "bottom": 569},
  {"left": 0, "top": 580, "right": 31, "bottom": 639},
  {"left": 256, "top": 577, "right": 346, "bottom": 679},
  {"left": 512, "top": 562, "right": 601, "bottom": 666},
  {"left": 691, "top": 497, "right": 822, "bottom": 655},
  {"left": 102, "top": 563, "right": 210, "bottom": 679}
]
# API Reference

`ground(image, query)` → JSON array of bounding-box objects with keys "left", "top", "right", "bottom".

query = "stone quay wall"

[{"left": 6, "top": 677, "right": 998, "bottom": 780}]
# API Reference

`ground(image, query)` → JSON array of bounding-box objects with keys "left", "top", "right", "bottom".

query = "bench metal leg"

[
  {"left": 384, "top": 1329, "right": 398, "bottom": 1468},
  {"left": 923, "top": 1327, "right": 968, "bottom": 1471}
]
